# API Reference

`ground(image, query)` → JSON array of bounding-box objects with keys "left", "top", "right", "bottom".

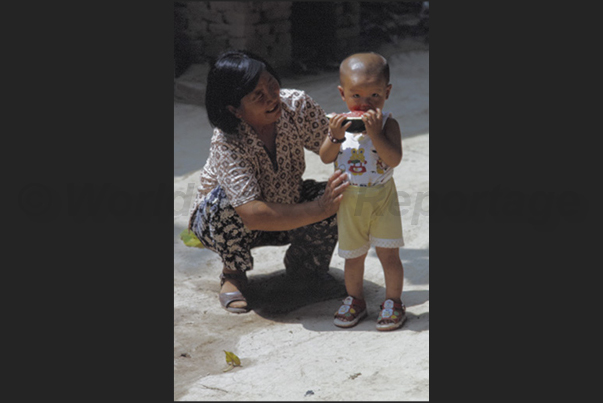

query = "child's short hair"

[
  {"left": 340, "top": 52, "right": 390, "bottom": 85},
  {"left": 205, "top": 50, "right": 281, "bottom": 134}
]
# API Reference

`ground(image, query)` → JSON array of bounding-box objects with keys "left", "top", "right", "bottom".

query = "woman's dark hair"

[{"left": 205, "top": 50, "right": 281, "bottom": 134}]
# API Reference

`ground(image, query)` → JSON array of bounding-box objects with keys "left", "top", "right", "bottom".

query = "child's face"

[{"left": 338, "top": 73, "right": 392, "bottom": 113}]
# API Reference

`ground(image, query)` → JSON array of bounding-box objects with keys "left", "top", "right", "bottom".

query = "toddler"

[{"left": 319, "top": 52, "right": 406, "bottom": 331}]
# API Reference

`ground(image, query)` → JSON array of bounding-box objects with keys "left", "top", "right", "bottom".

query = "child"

[{"left": 319, "top": 52, "right": 406, "bottom": 331}]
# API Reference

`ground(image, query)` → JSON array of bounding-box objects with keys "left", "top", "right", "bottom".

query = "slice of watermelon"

[
  {"left": 341, "top": 111, "right": 366, "bottom": 118},
  {"left": 326, "top": 111, "right": 366, "bottom": 133},
  {"left": 326, "top": 111, "right": 365, "bottom": 119}
]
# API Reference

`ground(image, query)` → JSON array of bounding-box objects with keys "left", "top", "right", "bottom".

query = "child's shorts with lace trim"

[{"left": 337, "top": 178, "right": 404, "bottom": 259}]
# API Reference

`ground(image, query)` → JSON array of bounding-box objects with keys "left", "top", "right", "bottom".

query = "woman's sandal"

[
  {"left": 376, "top": 299, "right": 407, "bottom": 331},
  {"left": 219, "top": 271, "right": 250, "bottom": 314},
  {"left": 334, "top": 296, "right": 368, "bottom": 328}
]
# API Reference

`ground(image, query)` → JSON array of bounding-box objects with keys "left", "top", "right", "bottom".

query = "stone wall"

[
  {"left": 333, "top": 2, "right": 361, "bottom": 61},
  {"left": 175, "top": 1, "right": 293, "bottom": 75},
  {"left": 174, "top": 1, "right": 370, "bottom": 76},
  {"left": 174, "top": 1, "right": 428, "bottom": 104},
  {"left": 175, "top": 1, "right": 428, "bottom": 78}
]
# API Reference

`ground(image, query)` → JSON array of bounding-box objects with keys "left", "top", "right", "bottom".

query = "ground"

[{"left": 174, "top": 39, "right": 429, "bottom": 401}]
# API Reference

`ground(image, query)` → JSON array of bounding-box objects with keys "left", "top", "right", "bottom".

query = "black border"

[
  {"left": 10, "top": 1, "right": 597, "bottom": 400},
  {"left": 431, "top": 1, "right": 595, "bottom": 400},
  {"left": 12, "top": 2, "right": 174, "bottom": 400}
]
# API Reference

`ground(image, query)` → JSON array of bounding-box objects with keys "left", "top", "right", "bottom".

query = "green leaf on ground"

[
  {"left": 179, "top": 229, "right": 204, "bottom": 248},
  {"left": 223, "top": 350, "right": 241, "bottom": 366}
]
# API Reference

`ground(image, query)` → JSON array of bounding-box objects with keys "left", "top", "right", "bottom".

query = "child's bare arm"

[
  {"left": 319, "top": 114, "right": 351, "bottom": 164},
  {"left": 363, "top": 108, "right": 402, "bottom": 168}
]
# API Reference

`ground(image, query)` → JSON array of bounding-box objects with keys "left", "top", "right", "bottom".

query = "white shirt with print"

[{"left": 335, "top": 111, "right": 394, "bottom": 187}]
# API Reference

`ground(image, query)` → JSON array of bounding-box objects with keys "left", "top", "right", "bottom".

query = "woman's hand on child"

[
  {"left": 318, "top": 169, "right": 350, "bottom": 216},
  {"left": 362, "top": 108, "right": 384, "bottom": 138}
]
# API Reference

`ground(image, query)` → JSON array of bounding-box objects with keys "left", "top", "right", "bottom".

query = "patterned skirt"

[{"left": 190, "top": 180, "right": 338, "bottom": 274}]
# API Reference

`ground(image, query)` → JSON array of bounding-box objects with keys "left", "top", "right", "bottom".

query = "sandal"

[
  {"left": 219, "top": 271, "right": 249, "bottom": 314},
  {"left": 334, "top": 296, "right": 368, "bottom": 328},
  {"left": 376, "top": 299, "right": 406, "bottom": 331}
]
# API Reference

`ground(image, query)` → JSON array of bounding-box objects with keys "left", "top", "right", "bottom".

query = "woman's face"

[{"left": 229, "top": 70, "right": 281, "bottom": 132}]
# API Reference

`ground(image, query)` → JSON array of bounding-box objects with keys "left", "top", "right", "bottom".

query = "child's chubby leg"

[
  {"left": 333, "top": 252, "right": 368, "bottom": 328},
  {"left": 375, "top": 247, "right": 404, "bottom": 302},
  {"left": 375, "top": 246, "right": 406, "bottom": 331},
  {"left": 344, "top": 252, "right": 367, "bottom": 300}
]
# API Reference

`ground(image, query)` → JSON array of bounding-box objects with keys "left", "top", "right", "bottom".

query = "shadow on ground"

[
  {"left": 244, "top": 267, "right": 429, "bottom": 333},
  {"left": 244, "top": 268, "right": 348, "bottom": 314}
]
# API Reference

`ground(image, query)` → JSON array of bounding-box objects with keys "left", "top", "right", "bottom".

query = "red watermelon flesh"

[
  {"left": 326, "top": 111, "right": 365, "bottom": 120},
  {"left": 341, "top": 111, "right": 365, "bottom": 118}
]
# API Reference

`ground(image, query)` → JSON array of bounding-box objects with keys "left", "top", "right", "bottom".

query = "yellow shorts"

[{"left": 337, "top": 179, "right": 404, "bottom": 259}]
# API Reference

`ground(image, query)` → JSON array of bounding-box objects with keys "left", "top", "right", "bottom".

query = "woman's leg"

[
  {"left": 283, "top": 180, "right": 339, "bottom": 280},
  {"left": 191, "top": 186, "right": 260, "bottom": 309},
  {"left": 191, "top": 182, "right": 339, "bottom": 308},
  {"left": 195, "top": 180, "right": 337, "bottom": 279},
  {"left": 191, "top": 186, "right": 257, "bottom": 273}
]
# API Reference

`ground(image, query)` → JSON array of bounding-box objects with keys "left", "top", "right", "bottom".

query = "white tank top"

[{"left": 335, "top": 111, "right": 394, "bottom": 187}]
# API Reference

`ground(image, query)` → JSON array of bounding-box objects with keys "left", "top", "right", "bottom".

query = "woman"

[{"left": 188, "top": 50, "right": 349, "bottom": 313}]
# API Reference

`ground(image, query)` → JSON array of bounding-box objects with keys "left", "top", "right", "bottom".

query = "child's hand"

[
  {"left": 362, "top": 108, "right": 384, "bottom": 138},
  {"left": 329, "top": 113, "right": 352, "bottom": 142}
]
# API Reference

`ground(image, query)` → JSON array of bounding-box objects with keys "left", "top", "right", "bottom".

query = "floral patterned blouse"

[{"left": 188, "top": 89, "right": 329, "bottom": 230}]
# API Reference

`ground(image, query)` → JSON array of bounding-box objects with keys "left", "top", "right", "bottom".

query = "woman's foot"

[
  {"left": 334, "top": 296, "right": 368, "bottom": 328},
  {"left": 219, "top": 271, "right": 249, "bottom": 313}
]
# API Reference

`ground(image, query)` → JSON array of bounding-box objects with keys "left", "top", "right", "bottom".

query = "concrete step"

[{"left": 174, "top": 63, "right": 209, "bottom": 106}]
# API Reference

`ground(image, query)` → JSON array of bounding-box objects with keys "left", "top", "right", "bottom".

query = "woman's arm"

[{"left": 234, "top": 169, "right": 349, "bottom": 231}]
